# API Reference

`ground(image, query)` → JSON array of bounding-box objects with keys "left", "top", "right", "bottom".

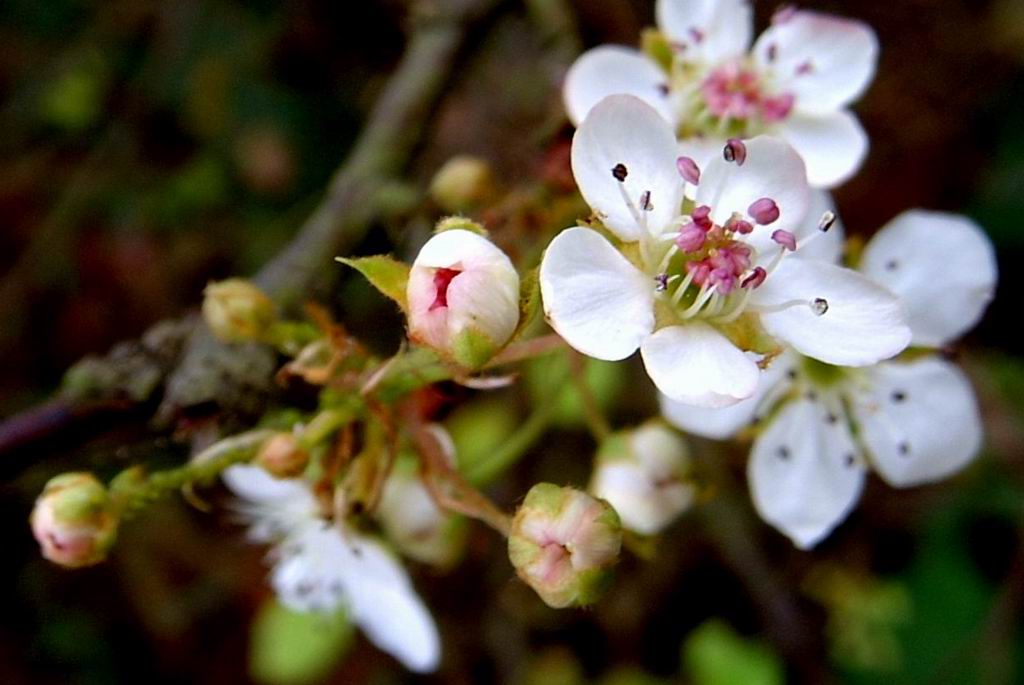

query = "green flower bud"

[
  {"left": 30, "top": 472, "right": 118, "bottom": 568},
  {"left": 429, "top": 156, "right": 494, "bottom": 213},
  {"left": 508, "top": 483, "right": 622, "bottom": 608},
  {"left": 256, "top": 433, "right": 310, "bottom": 479},
  {"left": 202, "top": 278, "right": 276, "bottom": 343}
]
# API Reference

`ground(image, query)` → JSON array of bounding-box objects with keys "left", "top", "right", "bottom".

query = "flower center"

[{"left": 429, "top": 267, "right": 461, "bottom": 311}]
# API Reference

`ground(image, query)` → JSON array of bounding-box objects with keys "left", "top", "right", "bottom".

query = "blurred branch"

[{"left": 158, "top": 0, "right": 503, "bottom": 422}]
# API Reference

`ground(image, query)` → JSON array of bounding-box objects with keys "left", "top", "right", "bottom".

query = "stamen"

[
  {"left": 654, "top": 273, "right": 669, "bottom": 292},
  {"left": 796, "top": 60, "right": 814, "bottom": 76},
  {"left": 811, "top": 297, "right": 829, "bottom": 316},
  {"left": 676, "top": 156, "right": 701, "bottom": 184},
  {"left": 689, "top": 27, "right": 705, "bottom": 44},
  {"left": 751, "top": 298, "right": 829, "bottom": 315},
  {"left": 691, "top": 205, "right": 713, "bottom": 230},
  {"left": 741, "top": 266, "right": 767, "bottom": 289},
  {"left": 726, "top": 216, "right": 754, "bottom": 235},
  {"left": 749, "top": 198, "right": 780, "bottom": 225},
  {"left": 676, "top": 224, "right": 706, "bottom": 253},
  {"left": 818, "top": 210, "right": 837, "bottom": 232},
  {"left": 766, "top": 43, "right": 778, "bottom": 62},
  {"left": 771, "top": 229, "right": 797, "bottom": 251},
  {"left": 611, "top": 163, "right": 628, "bottom": 182},
  {"left": 639, "top": 190, "right": 653, "bottom": 211},
  {"left": 723, "top": 138, "right": 747, "bottom": 165},
  {"left": 679, "top": 283, "right": 717, "bottom": 318}
]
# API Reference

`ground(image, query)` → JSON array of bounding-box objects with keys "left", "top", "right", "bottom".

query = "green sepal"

[
  {"left": 511, "top": 267, "right": 542, "bottom": 341},
  {"left": 451, "top": 327, "right": 498, "bottom": 370},
  {"left": 641, "top": 28, "right": 674, "bottom": 72},
  {"left": 336, "top": 255, "right": 410, "bottom": 311},
  {"left": 434, "top": 215, "right": 488, "bottom": 236}
]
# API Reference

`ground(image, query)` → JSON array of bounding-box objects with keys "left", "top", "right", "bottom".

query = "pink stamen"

[
  {"left": 724, "top": 138, "right": 747, "bottom": 165},
  {"left": 430, "top": 267, "right": 461, "bottom": 311},
  {"left": 676, "top": 224, "right": 706, "bottom": 253},
  {"left": 686, "top": 260, "right": 712, "bottom": 286},
  {"left": 708, "top": 268, "right": 737, "bottom": 294},
  {"left": 689, "top": 27, "right": 705, "bottom": 44},
  {"left": 771, "top": 229, "right": 797, "bottom": 251},
  {"left": 796, "top": 60, "right": 814, "bottom": 76},
  {"left": 691, "top": 205, "right": 713, "bottom": 231},
  {"left": 676, "top": 156, "right": 701, "bottom": 184},
  {"left": 749, "top": 198, "right": 780, "bottom": 225},
  {"left": 742, "top": 266, "right": 767, "bottom": 289},
  {"left": 727, "top": 217, "right": 754, "bottom": 235},
  {"left": 772, "top": 5, "right": 797, "bottom": 24}
]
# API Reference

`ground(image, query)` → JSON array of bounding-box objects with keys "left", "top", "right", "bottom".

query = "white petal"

[
  {"left": 342, "top": 533, "right": 441, "bottom": 673},
  {"left": 852, "top": 358, "right": 983, "bottom": 488},
  {"left": 748, "top": 399, "right": 865, "bottom": 549},
  {"left": 412, "top": 228, "right": 511, "bottom": 272},
  {"left": 696, "top": 135, "right": 810, "bottom": 234},
  {"left": 591, "top": 461, "right": 694, "bottom": 535},
  {"left": 539, "top": 227, "right": 654, "bottom": 360},
  {"left": 746, "top": 189, "right": 845, "bottom": 266},
  {"left": 445, "top": 266, "right": 520, "bottom": 346},
  {"left": 752, "top": 259, "right": 911, "bottom": 366},
  {"left": 859, "top": 211, "right": 997, "bottom": 347},
  {"left": 222, "top": 465, "right": 320, "bottom": 541},
  {"left": 640, "top": 323, "right": 760, "bottom": 407},
  {"left": 754, "top": 10, "right": 878, "bottom": 114},
  {"left": 659, "top": 349, "right": 795, "bottom": 438},
  {"left": 563, "top": 46, "right": 675, "bottom": 126},
  {"left": 571, "top": 95, "right": 683, "bottom": 241},
  {"left": 778, "top": 110, "right": 868, "bottom": 189},
  {"left": 656, "top": 0, "right": 753, "bottom": 65}
]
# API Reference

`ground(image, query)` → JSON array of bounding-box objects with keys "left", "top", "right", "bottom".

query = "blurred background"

[{"left": 2, "top": 0, "right": 1023, "bottom": 683}]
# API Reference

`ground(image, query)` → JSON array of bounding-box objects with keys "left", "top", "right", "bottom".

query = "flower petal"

[
  {"left": 752, "top": 258, "right": 911, "bottom": 366},
  {"left": 222, "top": 465, "right": 320, "bottom": 542},
  {"left": 777, "top": 110, "right": 868, "bottom": 188},
  {"left": 852, "top": 357, "right": 983, "bottom": 488},
  {"left": 746, "top": 189, "right": 845, "bottom": 266},
  {"left": 859, "top": 211, "right": 997, "bottom": 347},
  {"left": 656, "top": 0, "right": 753, "bottom": 65},
  {"left": 748, "top": 398, "right": 865, "bottom": 549},
  {"left": 754, "top": 10, "right": 878, "bottom": 114},
  {"left": 640, "top": 323, "right": 760, "bottom": 407},
  {"left": 696, "top": 135, "right": 810, "bottom": 234},
  {"left": 342, "top": 533, "right": 442, "bottom": 673},
  {"left": 540, "top": 227, "right": 654, "bottom": 360},
  {"left": 659, "top": 349, "right": 795, "bottom": 438},
  {"left": 563, "top": 46, "right": 675, "bottom": 126},
  {"left": 571, "top": 95, "right": 683, "bottom": 241}
]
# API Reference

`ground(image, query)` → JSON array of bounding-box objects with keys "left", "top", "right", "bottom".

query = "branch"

[{"left": 157, "top": 0, "right": 502, "bottom": 422}]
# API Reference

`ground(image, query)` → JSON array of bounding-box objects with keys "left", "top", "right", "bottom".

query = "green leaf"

[
  {"left": 249, "top": 599, "right": 354, "bottom": 685},
  {"left": 337, "top": 255, "right": 409, "bottom": 311},
  {"left": 683, "top": 620, "right": 784, "bottom": 685}
]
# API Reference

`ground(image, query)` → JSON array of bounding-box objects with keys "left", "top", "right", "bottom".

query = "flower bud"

[
  {"left": 30, "top": 473, "right": 118, "bottom": 568},
  {"left": 256, "top": 432, "right": 310, "bottom": 478},
  {"left": 590, "top": 422, "right": 695, "bottom": 536},
  {"left": 202, "top": 278, "right": 276, "bottom": 343},
  {"left": 429, "top": 155, "right": 495, "bottom": 212},
  {"left": 508, "top": 483, "right": 622, "bottom": 608},
  {"left": 377, "top": 455, "right": 466, "bottom": 568},
  {"left": 407, "top": 229, "right": 520, "bottom": 370}
]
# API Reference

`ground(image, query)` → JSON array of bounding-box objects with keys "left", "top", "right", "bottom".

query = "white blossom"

[
  {"left": 563, "top": 1, "right": 878, "bottom": 187},
  {"left": 540, "top": 95, "right": 909, "bottom": 407},
  {"left": 662, "top": 209, "right": 997, "bottom": 548},
  {"left": 222, "top": 465, "right": 441, "bottom": 673}
]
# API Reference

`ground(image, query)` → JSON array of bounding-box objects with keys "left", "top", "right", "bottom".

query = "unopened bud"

[
  {"left": 30, "top": 473, "right": 118, "bottom": 568},
  {"left": 256, "top": 432, "right": 309, "bottom": 478},
  {"left": 407, "top": 229, "right": 520, "bottom": 370},
  {"left": 508, "top": 483, "right": 622, "bottom": 608},
  {"left": 590, "top": 422, "right": 695, "bottom": 536},
  {"left": 202, "top": 278, "right": 276, "bottom": 343},
  {"left": 429, "top": 156, "right": 495, "bottom": 213}
]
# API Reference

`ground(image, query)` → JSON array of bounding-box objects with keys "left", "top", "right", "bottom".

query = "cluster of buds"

[
  {"left": 30, "top": 473, "right": 119, "bottom": 569},
  {"left": 508, "top": 483, "right": 622, "bottom": 608}
]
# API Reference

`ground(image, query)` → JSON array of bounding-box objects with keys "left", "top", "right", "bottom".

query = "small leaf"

[
  {"left": 683, "top": 620, "right": 784, "bottom": 685},
  {"left": 249, "top": 598, "right": 354, "bottom": 685},
  {"left": 511, "top": 267, "right": 541, "bottom": 340},
  {"left": 337, "top": 255, "right": 410, "bottom": 311}
]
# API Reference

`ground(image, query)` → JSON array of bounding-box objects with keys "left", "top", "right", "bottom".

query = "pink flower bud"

[
  {"left": 748, "top": 198, "right": 780, "bottom": 225},
  {"left": 407, "top": 228, "right": 520, "bottom": 370},
  {"left": 508, "top": 483, "right": 622, "bottom": 608},
  {"left": 676, "top": 156, "right": 701, "bottom": 185},
  {"left": 30, "top": 473, "right": 118, "bottom": 569}
]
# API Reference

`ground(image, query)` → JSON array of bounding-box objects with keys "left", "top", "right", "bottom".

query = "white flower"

[
  {"left": 539, "top": 95, "right": 909, "bottom": 408},
  {"left": 407, "top": 228, "right": 520, "bottom": 369},
  {"left": 563, "top": 1, "right": 878, "bottom": 188},
  {"left": 222, "top": 465, "right": 441, "bottom": 673},
  {"left": 662, "top": 210, "right": 997, "bottom": 548},
  {"left": 590, "top": 422, "right": 695, "bottom": 535}
]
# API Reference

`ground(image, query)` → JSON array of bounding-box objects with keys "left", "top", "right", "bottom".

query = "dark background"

[{"left": 2, "top": 0, "right": 1023, "bottom": 683}]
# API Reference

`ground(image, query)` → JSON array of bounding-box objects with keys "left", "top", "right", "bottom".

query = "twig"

[{"left": 159, "top": 0, "right": 502, "bottom": 422}]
